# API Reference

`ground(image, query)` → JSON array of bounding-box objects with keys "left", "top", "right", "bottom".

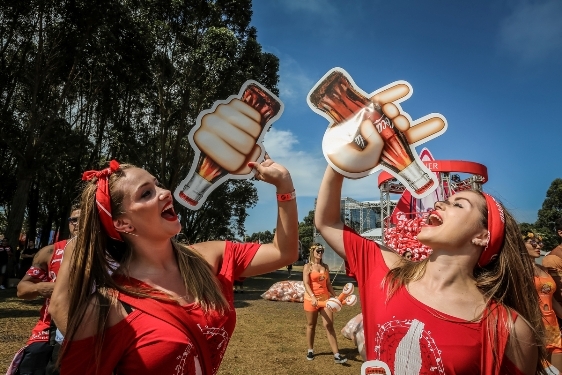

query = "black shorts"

[{"left": 16, "top": 341, "right": 60, "bottom": 375}]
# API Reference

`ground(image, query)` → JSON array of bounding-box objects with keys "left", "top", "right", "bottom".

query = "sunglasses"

[
  {"left": 526, "top": 240, "right": 538, "bottom": 247},
  {"left": 68, "top": 217, "right": 79, "bottom": 224},
  {"left": 315, "top": 249, "right": 324, "bottom": 254}
]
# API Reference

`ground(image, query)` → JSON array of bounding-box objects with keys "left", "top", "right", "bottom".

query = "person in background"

[
  {"left": 0, "top": 237, "right": 13, "bottom": 289},
  {"left": 5, "top": 207, "right": 80, "bottom": 375},
  {"left": 233, "top": 279, "right": 244, "bottom": 293},
  {"left": 302, "top": 243, "right": 347, "bottom": 364},
  {"left": 542, "top": 218, "right": 562, "bottom": 304},
  {"left": 524, "top": 231, "right": 562, "bottom": 372},
  {"left": 19, "top": 239, "right": 39, "bottom": 278}
]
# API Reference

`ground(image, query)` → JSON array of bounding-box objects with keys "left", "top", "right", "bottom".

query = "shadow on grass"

[{"left": 0, "top": 289, "right": 44, "bottom": 319}]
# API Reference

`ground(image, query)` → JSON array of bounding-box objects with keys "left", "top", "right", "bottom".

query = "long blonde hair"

[
  {"left": 62, "top": 163, "right": 229, "bottom": 369},
  {"left": 383, "top": 190, "right": 547, "bottom": 374}
]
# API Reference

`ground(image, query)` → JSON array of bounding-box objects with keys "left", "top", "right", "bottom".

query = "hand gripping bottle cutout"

[
  {"left": 308, "top": 68, "right": 442, "bottom": 198},
  {"left": 175, "top": 82, "right": 283, "bottom": 210}
]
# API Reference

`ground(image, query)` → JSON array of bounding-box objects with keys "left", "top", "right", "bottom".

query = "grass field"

[{"left": 1, "top": 268, "right": 364, "bottom": 375}]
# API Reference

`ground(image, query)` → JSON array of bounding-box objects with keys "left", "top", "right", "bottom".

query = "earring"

[
  {"left": 472, "top": 237, "right": 489, "bottom": 247},
  {"left": 117, "top": 229, "right": 139, "bottom": 237}
]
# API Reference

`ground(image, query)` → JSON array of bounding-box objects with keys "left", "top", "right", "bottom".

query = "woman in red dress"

[
  {"left": 315, "top": 165, "right": 547, "bottom": 375},
  {"left": 49, "top": 158, "right": 298, "bottom": 375}
]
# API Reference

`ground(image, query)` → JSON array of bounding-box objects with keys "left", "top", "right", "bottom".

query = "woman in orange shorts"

[
  {"left": 525, "top": 232, "right": 562, "bottom": 371},
  {"left": 303, "top": 244, "right": 347, "bottom": 364}
]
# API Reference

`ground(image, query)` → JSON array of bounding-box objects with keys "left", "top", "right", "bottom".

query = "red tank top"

[
  {"left": 26, "top": 239, "right": 68, "bottom": 345},
  {"left": 62, "top": 241, "right": 260, "bottom": 375},
  {"left": 343, "top": 226, "right": 524, "bottom": 375}
]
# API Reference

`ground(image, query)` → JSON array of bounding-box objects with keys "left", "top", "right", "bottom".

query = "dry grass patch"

[{"left": 1, "top": 269, "right": 363, "bottom": 375}]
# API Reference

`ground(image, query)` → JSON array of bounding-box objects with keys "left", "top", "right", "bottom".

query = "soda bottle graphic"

[
  {"left": 177, "top": 84, "right": 282, "bottom": 207},
  {"left": 309, "top": 70, "right": 434, "bottom": 195}
]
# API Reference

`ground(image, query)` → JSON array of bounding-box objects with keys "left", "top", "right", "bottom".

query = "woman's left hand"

[{"left": 248, "top": 154, "right": 294, "bottom": 192}]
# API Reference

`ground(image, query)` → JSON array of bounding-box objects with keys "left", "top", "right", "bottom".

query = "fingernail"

[{"left": 247, "top": 162, "right": 254, "bottom": 168}]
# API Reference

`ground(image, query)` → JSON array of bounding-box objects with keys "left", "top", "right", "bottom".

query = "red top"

[
  {"left": 26, "top": 239, "right": 68, "bottom": 345},
  {"left": 62, "top": 241, "right": 260, "bottom": 375},
  {"left": 343, "top": 226, "right": 524, "bottom": 374}
]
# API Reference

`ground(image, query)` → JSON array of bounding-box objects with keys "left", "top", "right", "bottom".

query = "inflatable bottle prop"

[
  {"left": 309, "top": 71, "right": 434, "bottom": 195},
  {"left": 177, "top": 84, "right": 282, "bottom": 206}
]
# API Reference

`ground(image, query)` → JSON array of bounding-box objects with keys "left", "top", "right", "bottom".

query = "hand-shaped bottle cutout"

[
  {"left": 175, "top": 81, "right": 283, "bottom": 210},
  {"left": 308, "top": 68, "right": 447, "bottom": 198}
]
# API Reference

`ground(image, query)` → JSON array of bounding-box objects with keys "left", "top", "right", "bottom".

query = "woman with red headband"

[
  {"left": 314, "top": 166, "right": 547, "bottom": 375},
  {"left": 49, "top": 158, "right": 298, "bottom": 375}
]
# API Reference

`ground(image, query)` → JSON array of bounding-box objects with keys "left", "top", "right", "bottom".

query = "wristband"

[{"left": 277, "top": 190, "right": 296, "bottom": 202}]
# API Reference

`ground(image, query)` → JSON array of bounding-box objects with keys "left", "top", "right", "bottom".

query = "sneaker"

[
  {"left": 334, "top": 354, "right": 347, "bottom": 364},
  {"left": 306, "top": 352, "right": 314, "bottom": 361}
]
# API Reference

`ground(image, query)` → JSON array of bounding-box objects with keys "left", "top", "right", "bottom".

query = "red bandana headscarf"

[
  {"left": 477, "top": 193, "right": 505, "bottom": 267},
  {"left": 82, "top": 160, "right": 123, "bottom": 241}
]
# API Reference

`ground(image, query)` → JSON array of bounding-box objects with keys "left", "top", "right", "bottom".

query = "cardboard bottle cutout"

[
  {"left": 175, "top": 81, "right": 284, "bottom": 210},
  {"left": 307, "top": 68, "right": 447, "bottom": 199}
]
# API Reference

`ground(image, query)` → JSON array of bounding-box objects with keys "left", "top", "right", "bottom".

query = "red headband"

[
  {"left": 477, "top": 193, "right": 505, "bottom": 267},
  {"left": 82, "top": 160, "right": 123, "bottom": 241}
]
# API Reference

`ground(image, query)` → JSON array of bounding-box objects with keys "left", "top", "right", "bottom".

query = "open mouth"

[
  {"left": 425, "top": 212, "right": 443, "bottom": 227},
  {"left": 161, "top": 202, "right": 178, "bottom": 221}
]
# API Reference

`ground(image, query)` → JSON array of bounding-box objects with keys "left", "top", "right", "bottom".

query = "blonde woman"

[
  {"left": 49, "top": 159, "right": 298, "bottom": 375},
  {"left": 315, "top": 165, "right": 547, "bottom": 375},
  {"left": 302, "top": 243, "right": 347, "bottom": 364}
]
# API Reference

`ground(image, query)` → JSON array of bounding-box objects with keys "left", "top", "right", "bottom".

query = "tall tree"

[
  {"left": 299, "top": 210, "right": 315, "bottom": 256},
  {"left": 1, "top": 0, "right": 279, "bottom": 245},
  {"left": 536, "top": 178, "right": 562, "bottom": 250}
]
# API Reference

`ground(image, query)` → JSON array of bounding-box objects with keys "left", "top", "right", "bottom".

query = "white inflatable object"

[
  {"left": 325, "top": 297, "right": 343, "bottom": 312},
  {"left": 344, "top": 294, "right": 357, "bottom": 306}
]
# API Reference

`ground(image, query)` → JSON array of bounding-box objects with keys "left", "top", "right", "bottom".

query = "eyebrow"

[{"left": 451, "top": 197, "right": 473, "bottom": 205}]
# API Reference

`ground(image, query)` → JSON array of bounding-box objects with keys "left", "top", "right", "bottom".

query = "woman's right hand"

[{"left": 310, "top": 296, "right": 318, "bottom": 307}]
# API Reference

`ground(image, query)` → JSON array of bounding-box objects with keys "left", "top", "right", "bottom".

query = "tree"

[
  {"left": 247, "top": 230, "right": 274, "bottom": 244},
  {"left": 299, "top": 210, "right": 315, "bottom": 257},
  {"left": 535, "top": 178, "right": 562, "bottom": 250},
  {"left": 0, "top": 0, "right": 278, "bottom": 246}
]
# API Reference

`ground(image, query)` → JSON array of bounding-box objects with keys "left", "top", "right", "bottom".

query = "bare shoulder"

[
  {"left": 378, "top": 242, "right": 402, "bottom": 270},
  {"left": 505, "top": 315, "right": 538, "bottom": 375}
]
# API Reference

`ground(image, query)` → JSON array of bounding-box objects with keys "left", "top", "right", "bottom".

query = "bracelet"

[{"left": 277, "top": 190, "right": 296, "bottom": 202}]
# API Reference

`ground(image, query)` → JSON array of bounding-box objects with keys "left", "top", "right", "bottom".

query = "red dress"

[
  {"left": 343, "top": 226, "right": 524, "bottom": 374},
  {"left": 62, "top": 241, "right": 260, "bottom": 375}
]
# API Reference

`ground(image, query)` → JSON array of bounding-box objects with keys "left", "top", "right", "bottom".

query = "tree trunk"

[
  {"left": 26, "top": 177, "right": 39, "bottom": 245},
  {"left": 39, "top": 210, "right": 53, "bottom": 247},
  {"left": 5, "top": 166, "right": 33, "bottom": 250}
]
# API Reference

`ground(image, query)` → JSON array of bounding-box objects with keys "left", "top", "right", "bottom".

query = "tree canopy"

[{"left": 0, "top": 0, "right": 279, "bottom": 248}]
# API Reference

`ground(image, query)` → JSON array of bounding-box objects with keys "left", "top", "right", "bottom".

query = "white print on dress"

[
  {"left": 198, "top": 324, "right": 230, "bottom": 375},
  {"left": 373, "top": 318, "right": 445, "bottom": 375},
  {"left": 173, "top": 343, "right": 201, "bottom": 375}
]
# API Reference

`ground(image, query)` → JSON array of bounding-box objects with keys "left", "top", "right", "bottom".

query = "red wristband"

[{"left": 277, "top": 190, "right": 296, "bottom": 202}]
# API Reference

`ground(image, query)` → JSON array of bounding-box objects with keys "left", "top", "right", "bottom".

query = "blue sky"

[{"left": 241, "top": 0, "right": 562, "bottom": 235}]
